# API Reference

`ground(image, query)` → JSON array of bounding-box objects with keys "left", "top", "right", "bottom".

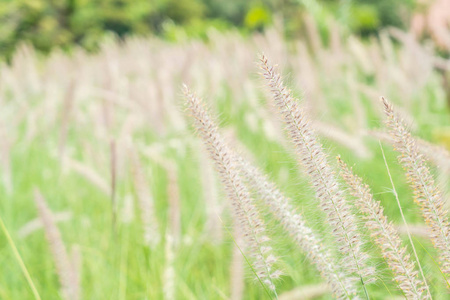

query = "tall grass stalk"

[
  {"left": 379, "top": 143, "right": 432, "bottom": 297},
  {"left": 0, "top": 216, "right": 41, "bottom": 300},
  {"left": 338, "top": 155, "right": 428, "bottom": 299},
  {"left": 34, "top": 189, "right": 79, "bottom": 300},
  {"left": 237, "top": 155, "right": 356, "bottom": 299},
  {"left": 230, "top": 220, "right": 245, "bottom": 300},
  {"left": 381, "top": 97, "right": 450, "bottom": 280},
  {"left": 130, "top": 151, "right": 160, "bottom": 247},
  {"left": 184, "top": 85, "right": 281, "bottom": 296},
  {"left": 260, "top": 54, "right": 373, "bottom": 296}
]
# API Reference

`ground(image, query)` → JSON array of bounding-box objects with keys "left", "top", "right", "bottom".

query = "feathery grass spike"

[
  {"left": 381, "top": 97, "right": 450, "bottom": 279},
  {"left": 259, "top": 55, "right": 374, "bottom": 294},
  {"left": 183, "top": 85, "right": 280, "bottom": 295},
  {"left": 338, "top": 156, "right": 428, "bottom": 299},
  {"left": 238, "top": 155, "right": 357, "bottom": 299},
  {"left": 130, "top": 152, "right": 160, "bottom": 247},
  {"left": 34, "top": 189, "right": 80, "bottom": 300}
]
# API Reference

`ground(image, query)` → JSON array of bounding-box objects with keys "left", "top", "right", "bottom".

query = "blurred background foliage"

[{"left": 0, "top": 0, "right": 427, "bottom": 59}]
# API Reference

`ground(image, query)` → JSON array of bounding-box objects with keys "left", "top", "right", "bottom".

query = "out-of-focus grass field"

[{"left": 0, "top": 22, "right": 450, "bottom": 299}]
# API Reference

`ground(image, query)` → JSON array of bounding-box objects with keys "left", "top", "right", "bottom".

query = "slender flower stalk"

[
  {"left": 183, "top": 85, "right": 281, "bottom": 295},
  {"left": 165, "top": 162, "right": 181, "bottom": 244},
  {"left": 338, "top": 156, "right": 428, "bottom": 299},
  {"left": 230, "top": 221, "right": 245, "bottom": 300},
  {"left": 237, "top": 155, "right": 357, "bottom": 299},
  {"left": 199, "top": 145, "right": 223, "bottom": 243},
  {"left": 33, "top": 189, "right": 80, "bottom": 300},
  {"left": 368, "top": 129, "right": 450, "bottom": 175},
  {"left": 130, "top": 152, "right": 160, "bottom": 247},
  {"left": 380, "top": 144, "right": 432, "bottom": 299},
  {"left": 163, "top": 232, "right": 175, "bottom": 300},
  {"left": 260, "top": 55, "right": 374, "bottom": 293},
  {"left": 381, "top": 97, "right": 450, "bottom": 278},
  {"left": 0, "top": 217, "right": 41, "bottom": 300}
]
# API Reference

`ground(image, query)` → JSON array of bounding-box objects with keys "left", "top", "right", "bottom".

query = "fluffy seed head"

[
  {"left": 381, "top": 97, "right": 450, "bottom": 276},
  {"left": 260, "top": 55, "right": 374, "bottom": 288},
  {"left": 238, "top": 155, "right": 358, "bottom": 299},
  {"left": 338, "top": 156, "right": 428, "bottom": 299},
  {"left": 184, "top": 85, "right": 280, "bottom": 293}
]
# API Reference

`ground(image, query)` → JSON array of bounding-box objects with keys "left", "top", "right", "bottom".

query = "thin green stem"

[
  {"left": 379, "top": 142, "right": 432, "bottom": 298},
  {"left": 220, "top": 217, "right": 275, "bottom": 300},
  {"left": 0, "top": 216, "right": 41, "bottom": 300}
]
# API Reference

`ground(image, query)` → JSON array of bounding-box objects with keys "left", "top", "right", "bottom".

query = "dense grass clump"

[{"left": 0, "top": 21, "right": 449, "bottom": 299}]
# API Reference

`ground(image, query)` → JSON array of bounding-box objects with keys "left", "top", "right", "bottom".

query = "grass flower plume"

[
  {"left": 259, "top": 55, "right": 374, "bottom": 294},
  {"left": 183, "top": 85, "right": 281, "bottom": 295},
  {"left": 338, "top": 156, "right": 428, "bottom": 299},
  {"left": 381, "top": 97, "right": 450, "bottom": 279},
  {"left": 238, "top": 156, "right": 357, "bottom": 299}
]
